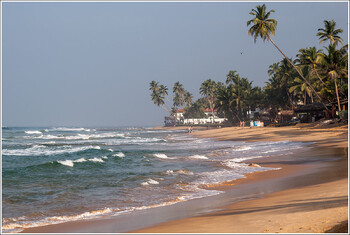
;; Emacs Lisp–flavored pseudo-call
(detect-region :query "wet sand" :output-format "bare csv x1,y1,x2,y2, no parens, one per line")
22,123,348,233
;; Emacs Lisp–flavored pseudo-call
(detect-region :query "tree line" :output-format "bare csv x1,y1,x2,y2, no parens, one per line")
150,4,348,125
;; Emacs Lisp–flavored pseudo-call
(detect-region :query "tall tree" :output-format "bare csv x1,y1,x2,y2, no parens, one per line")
247,4,328,111
296,47,325,85
149,81,171,114
173,82,185,107
318,44,348,111
200,79,217,123
289,67,314,105
317,19,344,46
183,91,193,107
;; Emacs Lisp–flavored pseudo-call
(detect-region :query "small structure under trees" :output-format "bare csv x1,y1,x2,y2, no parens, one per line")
294,102,325,123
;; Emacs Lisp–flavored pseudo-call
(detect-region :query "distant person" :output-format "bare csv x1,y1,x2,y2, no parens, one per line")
190,126,193,133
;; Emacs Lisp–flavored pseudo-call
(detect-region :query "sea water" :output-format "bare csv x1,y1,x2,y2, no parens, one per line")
1,127,309,232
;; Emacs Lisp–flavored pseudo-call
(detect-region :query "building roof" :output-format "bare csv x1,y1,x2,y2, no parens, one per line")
294,102,325,112
176,108,217,113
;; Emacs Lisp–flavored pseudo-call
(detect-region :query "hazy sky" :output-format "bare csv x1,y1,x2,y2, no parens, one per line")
2,1,348,127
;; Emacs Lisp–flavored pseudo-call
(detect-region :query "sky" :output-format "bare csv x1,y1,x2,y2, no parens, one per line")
2,1,348,127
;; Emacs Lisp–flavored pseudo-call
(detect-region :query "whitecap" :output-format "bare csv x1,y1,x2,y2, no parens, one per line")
112,152,125,158
88,157,104,163
141,179,159,186
188,155,208,160
25,130,42,134
2,145,101,156
153,153,168,159
74,158,87,163
57,160,74,167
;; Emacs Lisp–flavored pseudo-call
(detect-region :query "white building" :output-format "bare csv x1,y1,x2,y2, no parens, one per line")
171,108,226,125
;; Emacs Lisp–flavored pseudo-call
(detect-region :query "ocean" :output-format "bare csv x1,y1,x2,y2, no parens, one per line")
1,126,309,233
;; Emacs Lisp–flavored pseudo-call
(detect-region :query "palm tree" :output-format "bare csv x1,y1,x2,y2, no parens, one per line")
200,79,217,123
296,47,325,85
149,81,159,92
318,44,348,112
173,82,185,107
150,91,171,113
247,4,328,110
289,67,314,105
317,20,343,46
268,62,280,77
183,91,193,107
150,81,171,114
159,84,173,106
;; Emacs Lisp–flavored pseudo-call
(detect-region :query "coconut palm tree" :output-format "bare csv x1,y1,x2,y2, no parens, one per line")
149,81,159,92
150,81,171,114
296,47,325,86
289,67,314,105
173,82,185,107
200,79,217,123
317,20,343,46
318,44,348,111
150,91,171,113
183,91,193,108
247,4,327,110
268,62,280,77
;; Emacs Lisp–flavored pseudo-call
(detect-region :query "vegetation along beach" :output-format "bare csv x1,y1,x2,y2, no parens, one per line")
2,1,348,234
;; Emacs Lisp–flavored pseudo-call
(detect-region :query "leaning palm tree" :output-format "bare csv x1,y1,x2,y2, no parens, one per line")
149,81,159,92
200,79,217,123
289,67,314,105
247,4,328,111
317,20,343,46
158,84,173,106
151,91,171,113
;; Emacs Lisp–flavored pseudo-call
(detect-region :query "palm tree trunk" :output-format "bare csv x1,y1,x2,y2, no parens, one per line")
210,99,215,124
267,35,330,111
314,69,326,85
334,78,341,112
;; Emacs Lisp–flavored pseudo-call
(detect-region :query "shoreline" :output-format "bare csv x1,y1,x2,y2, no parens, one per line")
21,124,348,233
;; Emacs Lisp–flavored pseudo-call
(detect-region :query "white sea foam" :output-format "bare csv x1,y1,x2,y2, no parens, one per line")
153,153,168,159
141,179,159,186
25,130,42,134
88,157,104,163
188,155,208,160
74,158,87,163
102,156,108,159
50,127,91,132
2,207,114,233
165,169,194,175
113,152,125,158
2,145,101,156
108,149,113,152
57,160,74,167
235,146,253,151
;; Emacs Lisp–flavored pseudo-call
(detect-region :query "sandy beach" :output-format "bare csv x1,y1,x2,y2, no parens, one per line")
21,123,348,233
133,123,348,233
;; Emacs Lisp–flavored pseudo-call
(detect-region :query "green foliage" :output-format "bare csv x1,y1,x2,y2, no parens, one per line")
183,102,206,119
